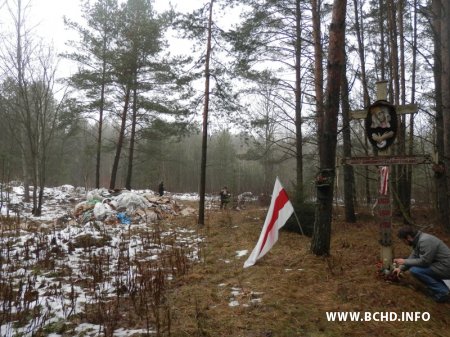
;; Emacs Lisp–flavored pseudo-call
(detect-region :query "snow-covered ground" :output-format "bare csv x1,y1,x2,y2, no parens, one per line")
0,185,203,337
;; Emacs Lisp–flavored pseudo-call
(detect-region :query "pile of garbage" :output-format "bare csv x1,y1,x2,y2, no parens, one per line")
73,188,196,225
2,182,260,225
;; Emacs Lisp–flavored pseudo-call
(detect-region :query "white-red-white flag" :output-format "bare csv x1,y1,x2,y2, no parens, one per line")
244,177,294,268
379,166,389,195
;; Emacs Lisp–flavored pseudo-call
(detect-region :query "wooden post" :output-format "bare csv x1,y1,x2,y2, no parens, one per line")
375,81,393,270
376,81,388,102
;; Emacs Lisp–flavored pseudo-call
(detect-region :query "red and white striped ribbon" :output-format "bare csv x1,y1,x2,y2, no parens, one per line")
379,166,389,195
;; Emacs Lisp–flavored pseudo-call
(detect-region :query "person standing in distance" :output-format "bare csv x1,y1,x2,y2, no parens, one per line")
158,181,165,196
219,186,231,210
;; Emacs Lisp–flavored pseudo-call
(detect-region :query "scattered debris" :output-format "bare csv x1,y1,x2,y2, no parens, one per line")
236,250,248,258
228,286,263,308
0,184,204,337
69,188,194,225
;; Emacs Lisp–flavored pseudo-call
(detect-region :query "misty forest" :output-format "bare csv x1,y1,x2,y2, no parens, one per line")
1,0,450,225
1,0,450,336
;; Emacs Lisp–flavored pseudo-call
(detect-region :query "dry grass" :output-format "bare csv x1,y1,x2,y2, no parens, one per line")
3,200,447,337
166,205,450,337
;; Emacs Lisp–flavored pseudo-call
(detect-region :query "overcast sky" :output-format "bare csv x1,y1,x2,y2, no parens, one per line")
27,0,206,53
0,0,236,80
6,0,206,78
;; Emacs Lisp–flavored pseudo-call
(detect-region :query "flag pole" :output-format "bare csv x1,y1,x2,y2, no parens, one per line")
292,210,304,235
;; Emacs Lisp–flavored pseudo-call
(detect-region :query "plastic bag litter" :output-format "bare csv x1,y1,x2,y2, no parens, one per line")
117,212,131,225
86,188,109,201
93,202,115,220
134,209,159,222
115,191,150,211
179,207,196,216
74,201,95,217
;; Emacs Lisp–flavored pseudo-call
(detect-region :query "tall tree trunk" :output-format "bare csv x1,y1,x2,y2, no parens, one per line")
21,138,30,202
198,0,214,226
125,78,138,190
294,0,304,203
95,49,108,189
110,86,131,190
31,150,38,215
353,0,369,105
311,0,347,256
405,0,418,219
379,0,386,80
387,0,403,217
440,0,450,231
15,0,30,203
396,0,411,220
36,154,46,216
312,0,324,143
353,0,371,205
341,59,356,222
432,0,449,230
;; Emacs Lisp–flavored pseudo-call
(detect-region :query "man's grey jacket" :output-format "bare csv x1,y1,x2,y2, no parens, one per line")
402,231,450,278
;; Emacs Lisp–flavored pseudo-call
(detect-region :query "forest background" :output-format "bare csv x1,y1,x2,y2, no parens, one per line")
1,0,450,237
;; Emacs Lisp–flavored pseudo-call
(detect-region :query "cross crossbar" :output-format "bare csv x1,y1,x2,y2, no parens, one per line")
351,103,418,120
347,81,427,271
342,155,432,166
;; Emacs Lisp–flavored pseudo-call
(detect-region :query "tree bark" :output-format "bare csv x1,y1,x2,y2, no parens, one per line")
294,0,304,203
311,0,347,256
110,86,131,190
312,0,324,143
198,0,214,226
341,59,356,223
353,0,371,205
125,77,138,190
96,45,108,189
405,0,419,220
440,0,450,231
396,0,411,219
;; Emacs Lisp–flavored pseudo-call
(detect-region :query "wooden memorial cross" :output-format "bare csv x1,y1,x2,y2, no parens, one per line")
345,81,431,271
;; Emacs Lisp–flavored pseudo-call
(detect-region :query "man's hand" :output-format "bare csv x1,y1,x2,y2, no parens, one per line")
393,258,405,265
392,267,402,276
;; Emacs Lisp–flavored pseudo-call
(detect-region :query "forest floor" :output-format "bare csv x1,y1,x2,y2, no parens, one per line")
165,203,450,337
2,190,448,337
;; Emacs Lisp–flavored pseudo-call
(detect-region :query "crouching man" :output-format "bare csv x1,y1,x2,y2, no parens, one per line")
393,226,450,303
